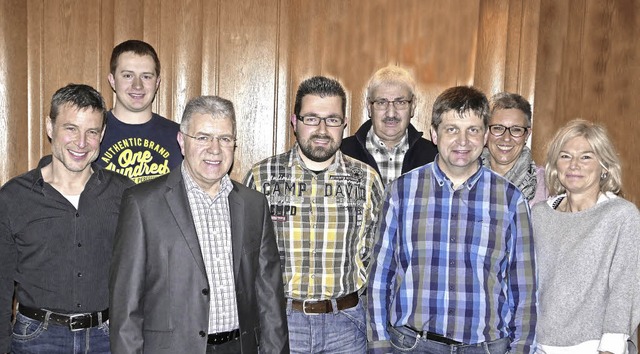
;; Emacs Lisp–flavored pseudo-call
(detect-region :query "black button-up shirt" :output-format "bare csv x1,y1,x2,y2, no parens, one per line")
0,155,133,350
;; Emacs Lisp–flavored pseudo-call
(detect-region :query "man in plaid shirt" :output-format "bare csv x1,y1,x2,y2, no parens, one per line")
367,86,537,354
244,76,384,353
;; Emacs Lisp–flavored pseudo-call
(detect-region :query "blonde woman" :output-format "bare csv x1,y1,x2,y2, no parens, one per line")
532,119,640,354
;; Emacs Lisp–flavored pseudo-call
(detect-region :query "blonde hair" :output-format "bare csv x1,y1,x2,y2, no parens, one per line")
545,119,622,196
366,65,416,100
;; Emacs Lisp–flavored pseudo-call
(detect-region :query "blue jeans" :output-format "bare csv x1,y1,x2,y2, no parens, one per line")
388,326,510,354
11,312,110,354
286,297,366,353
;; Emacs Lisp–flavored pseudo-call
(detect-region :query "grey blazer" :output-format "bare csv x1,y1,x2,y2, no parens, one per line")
109,169,289,353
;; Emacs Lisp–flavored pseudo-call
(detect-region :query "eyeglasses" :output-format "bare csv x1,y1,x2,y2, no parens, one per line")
296,115,344,127
488,124,529,138
369,99,413,111
182,132,236,147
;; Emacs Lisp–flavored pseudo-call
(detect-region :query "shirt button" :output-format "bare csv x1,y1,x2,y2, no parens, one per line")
77,243,82,247
199,331,206,337
77,303,82,308
75,212,80,217
202,288,209,295
310,274,315,279
77,272,82,277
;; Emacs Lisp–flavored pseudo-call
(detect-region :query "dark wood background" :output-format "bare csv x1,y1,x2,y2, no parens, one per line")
0,0,638,206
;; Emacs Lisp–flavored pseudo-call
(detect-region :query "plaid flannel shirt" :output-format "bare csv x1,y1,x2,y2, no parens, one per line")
244,145,384,299
368,160,537,353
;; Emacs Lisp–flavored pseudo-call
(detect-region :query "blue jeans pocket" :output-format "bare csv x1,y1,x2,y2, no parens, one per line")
98,320,109,336
339,301,366,334
388,326,419,352
12,313,46,341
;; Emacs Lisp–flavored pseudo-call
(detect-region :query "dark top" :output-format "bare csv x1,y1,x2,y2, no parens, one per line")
0,156,132,351
340,120,438,178
97,111,182,184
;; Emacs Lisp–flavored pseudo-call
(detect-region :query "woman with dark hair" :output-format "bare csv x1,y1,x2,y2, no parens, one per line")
483,92,548,206
532,119,640,354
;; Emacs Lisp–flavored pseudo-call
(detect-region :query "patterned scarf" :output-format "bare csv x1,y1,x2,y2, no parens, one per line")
481,146,538,201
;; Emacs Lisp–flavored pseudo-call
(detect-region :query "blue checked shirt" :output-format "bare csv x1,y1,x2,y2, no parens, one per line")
367,160,537,353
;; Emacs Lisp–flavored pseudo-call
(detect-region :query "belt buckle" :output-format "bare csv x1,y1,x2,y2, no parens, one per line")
302,299,321,315
68,313,89,331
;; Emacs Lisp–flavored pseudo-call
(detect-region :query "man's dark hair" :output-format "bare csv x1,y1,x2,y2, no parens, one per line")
110,39,161,76
431,86,489,130
49,84,107,127
294,76,346,117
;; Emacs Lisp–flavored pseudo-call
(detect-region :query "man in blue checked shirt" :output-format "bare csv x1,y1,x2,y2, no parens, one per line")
367,86,537,354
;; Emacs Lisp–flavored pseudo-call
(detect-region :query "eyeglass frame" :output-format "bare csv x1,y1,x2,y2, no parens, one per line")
181,132,237,147
369,97,414,111
296,115,345,127
488,124,530,138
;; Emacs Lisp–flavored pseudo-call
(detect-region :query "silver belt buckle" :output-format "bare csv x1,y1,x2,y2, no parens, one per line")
302,299,321,315
68,313,88,331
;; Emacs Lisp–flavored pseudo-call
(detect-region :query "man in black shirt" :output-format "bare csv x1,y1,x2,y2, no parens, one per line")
0,84,133,353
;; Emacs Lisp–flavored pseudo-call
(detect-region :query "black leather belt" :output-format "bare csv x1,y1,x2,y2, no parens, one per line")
405,326,462,345
291,292,359,314
207,328,240,345
18,304,108,331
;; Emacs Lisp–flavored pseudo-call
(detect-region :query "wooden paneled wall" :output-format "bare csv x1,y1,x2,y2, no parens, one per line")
533,0,640,204
0,0,638,205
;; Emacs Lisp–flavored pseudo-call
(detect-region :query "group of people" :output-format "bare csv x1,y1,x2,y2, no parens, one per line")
0,39,638,354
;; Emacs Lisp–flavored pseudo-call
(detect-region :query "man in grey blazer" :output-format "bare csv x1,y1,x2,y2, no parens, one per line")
109,96,289,354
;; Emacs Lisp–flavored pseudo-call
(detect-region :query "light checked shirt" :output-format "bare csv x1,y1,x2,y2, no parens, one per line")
243,145,384,300
367,159,537,353
183,165,239,333
365,128,409,185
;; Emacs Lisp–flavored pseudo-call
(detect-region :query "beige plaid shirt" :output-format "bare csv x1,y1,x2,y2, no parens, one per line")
243,146,384,300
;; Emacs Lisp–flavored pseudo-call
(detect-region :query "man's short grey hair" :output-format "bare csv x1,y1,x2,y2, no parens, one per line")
180,96,237,135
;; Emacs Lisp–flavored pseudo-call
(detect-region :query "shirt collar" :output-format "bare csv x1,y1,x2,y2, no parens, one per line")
431,155,484,190
367,127,409,151
33,155,105,191
181,162,233,198
288,143,344,172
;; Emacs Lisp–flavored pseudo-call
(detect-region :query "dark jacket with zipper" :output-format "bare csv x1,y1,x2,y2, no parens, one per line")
340,120,438,182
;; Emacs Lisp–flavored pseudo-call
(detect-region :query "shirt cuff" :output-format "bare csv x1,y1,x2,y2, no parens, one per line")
598,332,630,354
368,340,392,354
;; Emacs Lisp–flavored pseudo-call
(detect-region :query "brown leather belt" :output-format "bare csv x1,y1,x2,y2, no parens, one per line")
291,292,359,314
207,328,240,345
18,304,108,331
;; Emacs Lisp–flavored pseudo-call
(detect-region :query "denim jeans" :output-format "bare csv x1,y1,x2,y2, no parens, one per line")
11,312,111,354
286,297,366,353
389,325,510,354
